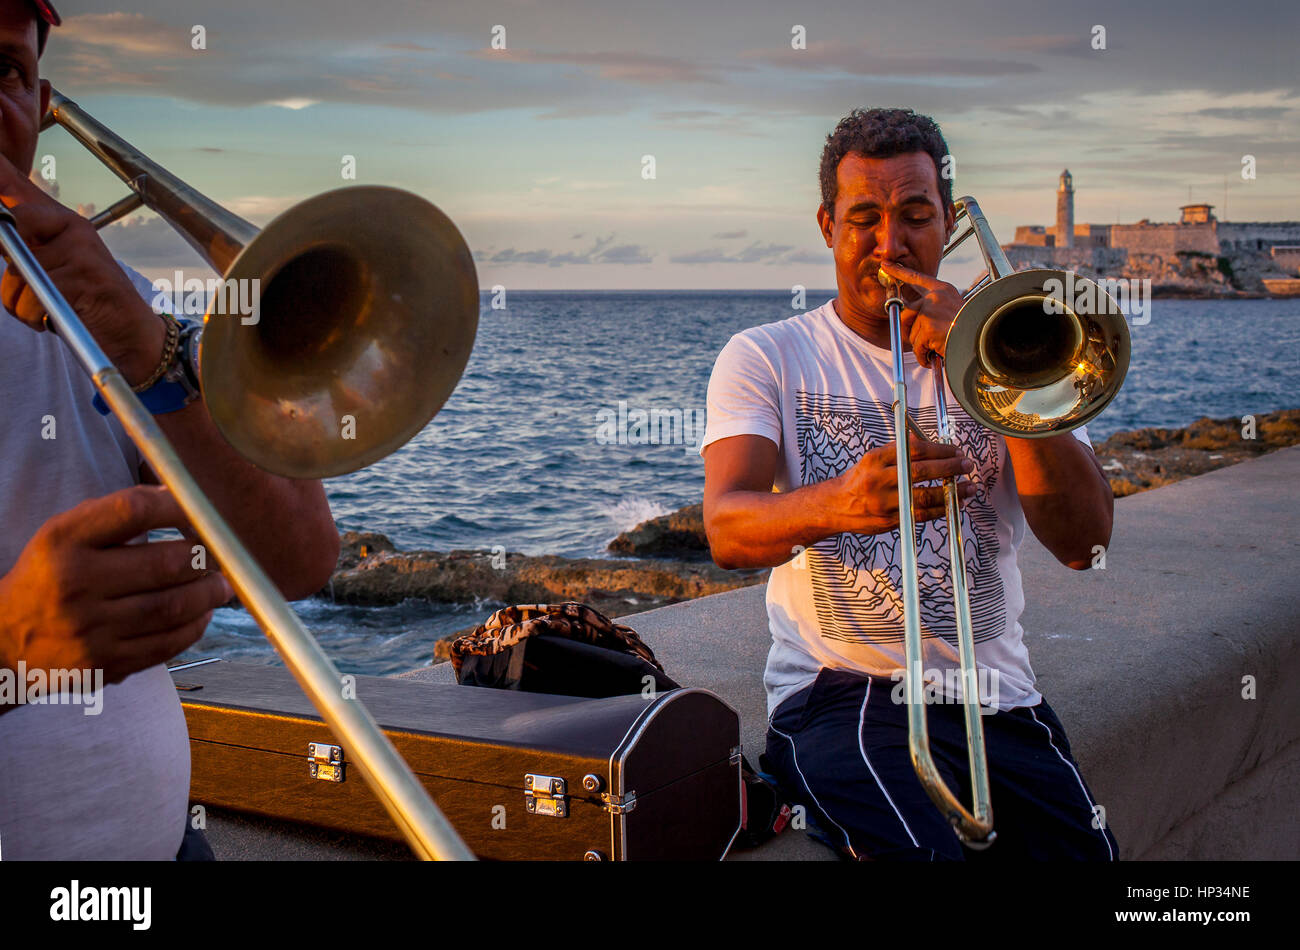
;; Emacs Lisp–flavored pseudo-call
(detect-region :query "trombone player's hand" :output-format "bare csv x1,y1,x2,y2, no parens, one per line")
830,432,976,535
0,149,164,387
0,485,234,694
878,260,964,369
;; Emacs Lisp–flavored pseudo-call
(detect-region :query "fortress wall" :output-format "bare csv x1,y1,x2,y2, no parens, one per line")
1003,245,1125,273
1218,222,1300,250
1111,222,1220,257
1268,247,1300,275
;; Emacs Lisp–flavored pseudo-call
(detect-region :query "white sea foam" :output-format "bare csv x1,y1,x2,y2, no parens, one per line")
603,496,672,533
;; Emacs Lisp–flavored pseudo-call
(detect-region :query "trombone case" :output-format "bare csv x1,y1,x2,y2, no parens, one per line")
170,660,741,861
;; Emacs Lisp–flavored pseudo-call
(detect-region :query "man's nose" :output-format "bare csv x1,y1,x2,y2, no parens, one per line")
873,214,907,260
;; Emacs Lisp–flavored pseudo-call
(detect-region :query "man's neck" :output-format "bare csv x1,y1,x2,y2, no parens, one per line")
831,296,893,352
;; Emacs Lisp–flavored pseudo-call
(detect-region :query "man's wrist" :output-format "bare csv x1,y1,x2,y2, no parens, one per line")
117,306,169,388
802,477,843,543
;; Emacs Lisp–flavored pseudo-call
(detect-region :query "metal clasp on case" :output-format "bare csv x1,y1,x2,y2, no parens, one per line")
524,773,568,818
308,742,345,783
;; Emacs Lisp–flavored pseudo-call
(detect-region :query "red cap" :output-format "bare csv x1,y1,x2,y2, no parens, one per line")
30,1,60,27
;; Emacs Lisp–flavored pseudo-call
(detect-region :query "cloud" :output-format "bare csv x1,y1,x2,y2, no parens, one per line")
669,242,820,265
986,34,1093,57
265,98,319,110
478,49,736,85
668,247,731,265
59,12,197,59
742,42,1040,78
97,215,212,271
223,195,303,221
597,243,653,264
474,233,653,266
712,230,747,239
1194,106,1291,121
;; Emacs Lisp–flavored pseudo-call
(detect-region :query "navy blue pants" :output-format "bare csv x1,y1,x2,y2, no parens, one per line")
763,668,1119,861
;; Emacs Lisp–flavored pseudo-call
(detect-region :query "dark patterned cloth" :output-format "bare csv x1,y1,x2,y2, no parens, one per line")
449,602,666,678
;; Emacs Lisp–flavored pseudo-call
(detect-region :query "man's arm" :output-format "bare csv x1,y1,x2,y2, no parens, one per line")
99,292,338,601
0,152,339,600
1005,433,1113,571
137,390,340,600
703,433,973,570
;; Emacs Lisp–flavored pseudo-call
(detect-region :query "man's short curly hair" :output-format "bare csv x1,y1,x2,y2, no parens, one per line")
819,108,953,214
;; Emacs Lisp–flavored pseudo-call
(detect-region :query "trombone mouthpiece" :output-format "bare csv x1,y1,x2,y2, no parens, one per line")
877,267,903,308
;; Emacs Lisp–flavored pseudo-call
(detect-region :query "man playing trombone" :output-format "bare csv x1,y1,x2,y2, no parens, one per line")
0,1,339,859
701,108,1119,860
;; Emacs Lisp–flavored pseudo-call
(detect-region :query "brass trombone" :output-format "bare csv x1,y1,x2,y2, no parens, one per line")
10,89,480,859
879,195,1129,847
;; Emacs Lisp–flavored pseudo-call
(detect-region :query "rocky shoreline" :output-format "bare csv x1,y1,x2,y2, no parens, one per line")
310,409,1297,658
323,531,766,631
602,409,1299,556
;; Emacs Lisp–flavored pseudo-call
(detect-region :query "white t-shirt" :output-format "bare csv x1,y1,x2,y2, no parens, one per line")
701,300,1092,717
0,264,191,859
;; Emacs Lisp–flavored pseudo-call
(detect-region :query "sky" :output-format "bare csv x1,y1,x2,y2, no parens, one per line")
36,0,1300,289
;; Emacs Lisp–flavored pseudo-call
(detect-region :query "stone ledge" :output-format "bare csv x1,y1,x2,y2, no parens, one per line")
616,445,1300,859
203,446,1300,859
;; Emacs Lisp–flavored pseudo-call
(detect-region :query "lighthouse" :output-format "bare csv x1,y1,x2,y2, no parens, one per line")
1056,169,1075,249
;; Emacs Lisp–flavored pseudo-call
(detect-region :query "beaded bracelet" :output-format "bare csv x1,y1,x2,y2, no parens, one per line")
131,311,181,393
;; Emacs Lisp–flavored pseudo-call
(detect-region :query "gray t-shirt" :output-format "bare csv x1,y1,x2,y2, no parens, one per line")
0,264,190,859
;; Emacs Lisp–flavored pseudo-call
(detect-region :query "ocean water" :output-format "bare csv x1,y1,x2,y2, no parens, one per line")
180,292,1300,674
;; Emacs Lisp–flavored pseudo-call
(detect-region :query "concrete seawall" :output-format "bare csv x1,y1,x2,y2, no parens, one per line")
202,445,1300,860
620,444,1300,859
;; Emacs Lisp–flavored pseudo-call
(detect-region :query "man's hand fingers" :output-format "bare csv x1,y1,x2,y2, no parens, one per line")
102,613,215,685
911,503,950,524
54,485,191,549
877,435,964,467
6,279,49,330
911,455,973,483
911,483,975,513
0,266,31,325
0,147,80,247
107,571,233,640
879,260,946,293
93,537,221,599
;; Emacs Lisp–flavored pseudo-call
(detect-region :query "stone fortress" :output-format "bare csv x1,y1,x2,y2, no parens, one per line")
1003,170,1300,296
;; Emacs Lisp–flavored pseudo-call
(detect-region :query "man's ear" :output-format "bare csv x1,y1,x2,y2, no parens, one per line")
944,201,956,243
38,79,50,120
816,204,834,247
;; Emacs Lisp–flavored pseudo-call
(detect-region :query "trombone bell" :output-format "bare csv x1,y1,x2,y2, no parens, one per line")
944,268,1128,437
201,187,479,478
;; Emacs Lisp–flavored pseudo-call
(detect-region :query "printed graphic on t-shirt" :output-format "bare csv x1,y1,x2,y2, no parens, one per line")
794,390,1006,648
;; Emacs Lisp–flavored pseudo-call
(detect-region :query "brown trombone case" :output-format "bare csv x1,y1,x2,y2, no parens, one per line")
170,659,741,861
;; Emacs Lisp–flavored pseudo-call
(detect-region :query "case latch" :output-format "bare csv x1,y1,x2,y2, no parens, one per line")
308,742,345,783
524,773,568,818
